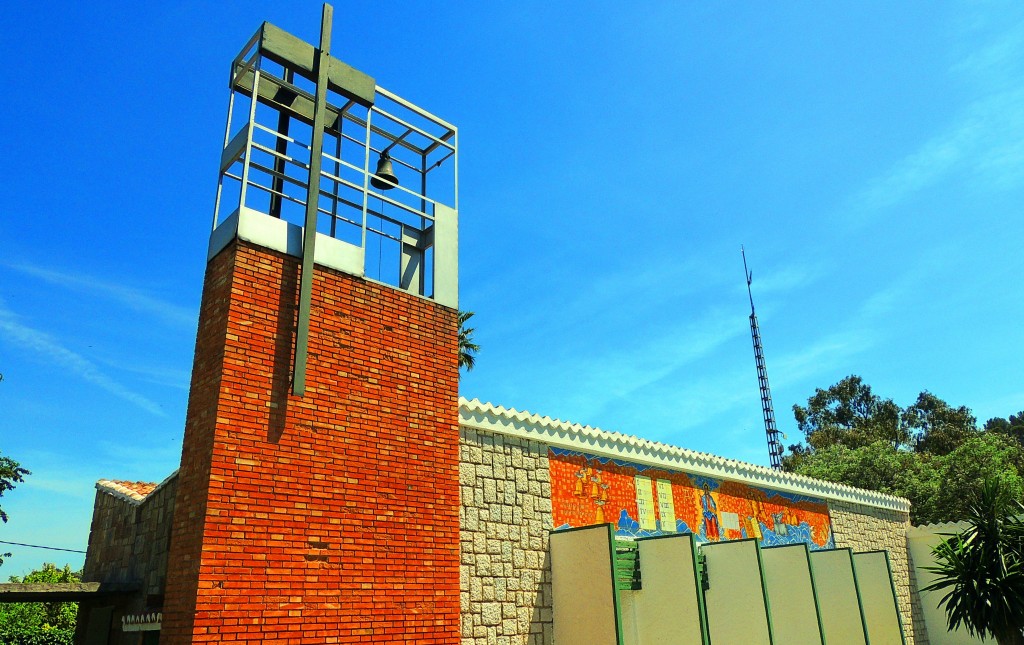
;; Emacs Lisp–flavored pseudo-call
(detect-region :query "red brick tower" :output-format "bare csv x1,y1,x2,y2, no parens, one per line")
162,10,461,643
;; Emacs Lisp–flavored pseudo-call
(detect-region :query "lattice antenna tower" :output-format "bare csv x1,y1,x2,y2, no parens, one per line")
742,247,785,470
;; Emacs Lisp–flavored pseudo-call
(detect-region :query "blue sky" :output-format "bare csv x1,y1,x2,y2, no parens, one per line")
1,2,1022,575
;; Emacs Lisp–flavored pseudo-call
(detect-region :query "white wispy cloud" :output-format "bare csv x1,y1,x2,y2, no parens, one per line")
95,359,191,391
951,19,1024,79
740,262,824,300
853,20,1024,216
526,308,748,424
770,331,876,391
857,123,973,212
8,263,195,328
0,304,165,416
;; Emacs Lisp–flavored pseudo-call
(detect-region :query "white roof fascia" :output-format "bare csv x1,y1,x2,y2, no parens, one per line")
459,397,910,514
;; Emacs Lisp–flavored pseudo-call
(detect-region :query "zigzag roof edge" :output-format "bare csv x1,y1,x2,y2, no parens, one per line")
459,396,911,513
908,520,968,534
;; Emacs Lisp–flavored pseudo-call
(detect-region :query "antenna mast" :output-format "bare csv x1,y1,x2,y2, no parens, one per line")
742,246,785,470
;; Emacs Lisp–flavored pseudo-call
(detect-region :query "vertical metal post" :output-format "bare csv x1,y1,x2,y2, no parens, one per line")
330,127,342,237
292,3,333,396
268,69,294,219
237,65,262,216
453,129,459,213
359,111,372,253
213,91,237,231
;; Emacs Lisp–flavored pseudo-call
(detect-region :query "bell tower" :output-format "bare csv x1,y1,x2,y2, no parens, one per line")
162,6,461,643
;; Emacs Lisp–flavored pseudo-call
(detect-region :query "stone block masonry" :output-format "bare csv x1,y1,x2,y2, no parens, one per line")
162,240,460,644
76,476,178,644
460,428,553,645
458,399,919,644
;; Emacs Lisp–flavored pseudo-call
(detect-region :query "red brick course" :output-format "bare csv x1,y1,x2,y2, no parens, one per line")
163,240,460,643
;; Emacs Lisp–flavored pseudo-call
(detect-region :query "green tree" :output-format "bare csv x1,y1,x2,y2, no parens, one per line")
458,310,480,372
0,451,30,568
932,434,1024,523
924,478,1024,644
905,391,979,456
785,440,943,524
784,376,1024,525
0,563,79,645
986,411,1024,447
792,375,910,450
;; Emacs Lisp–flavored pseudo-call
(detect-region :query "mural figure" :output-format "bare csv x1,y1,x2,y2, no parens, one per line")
700,483,721,541
747,499,764,540
589,470,602,498
772,511,788,536
573,468,586,496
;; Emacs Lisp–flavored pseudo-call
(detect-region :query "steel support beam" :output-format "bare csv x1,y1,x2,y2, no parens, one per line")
292,4,333,396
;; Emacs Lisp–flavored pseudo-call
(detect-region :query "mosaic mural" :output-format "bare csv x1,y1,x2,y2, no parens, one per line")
549,448,835,550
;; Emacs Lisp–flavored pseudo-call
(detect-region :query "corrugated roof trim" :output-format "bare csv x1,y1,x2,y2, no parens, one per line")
122,612,161,632
908,521,967,534
459,397,911,513
95,470,179,507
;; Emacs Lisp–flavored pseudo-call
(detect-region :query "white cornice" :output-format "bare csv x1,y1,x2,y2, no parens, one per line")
459,397,910,514
908,521,967,535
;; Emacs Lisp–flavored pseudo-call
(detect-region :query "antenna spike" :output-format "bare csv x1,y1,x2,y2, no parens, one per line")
741,249,783,471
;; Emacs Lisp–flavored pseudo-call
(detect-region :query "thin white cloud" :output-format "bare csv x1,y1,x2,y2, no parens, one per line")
8,263,195,328
771,331,876,391
20,471,96,501
856,108,981,212
0,305,165,416
951,20,1024,78
535,308,747,423
95,359,191,391
741,262,823,299
854,41,1024,216
98,440,181,466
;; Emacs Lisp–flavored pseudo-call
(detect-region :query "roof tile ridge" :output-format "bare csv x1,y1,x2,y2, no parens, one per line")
95,479,151,505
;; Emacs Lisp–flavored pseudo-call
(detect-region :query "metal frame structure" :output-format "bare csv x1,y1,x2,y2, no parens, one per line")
742,247,785,470
210,6,459,394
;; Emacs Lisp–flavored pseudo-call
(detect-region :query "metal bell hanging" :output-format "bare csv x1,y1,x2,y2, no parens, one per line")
371,151,399,190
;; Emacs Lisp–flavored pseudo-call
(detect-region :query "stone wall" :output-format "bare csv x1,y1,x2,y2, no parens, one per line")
75,475,177,644
458,424,918,644
460,427,553,645
829,500,915,644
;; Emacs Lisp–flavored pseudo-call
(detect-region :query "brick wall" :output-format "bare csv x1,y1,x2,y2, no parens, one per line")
163,240,460,644
829,500,915,643
459,428,553,645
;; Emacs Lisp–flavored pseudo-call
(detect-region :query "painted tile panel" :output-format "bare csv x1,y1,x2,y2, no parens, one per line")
549,448,835,549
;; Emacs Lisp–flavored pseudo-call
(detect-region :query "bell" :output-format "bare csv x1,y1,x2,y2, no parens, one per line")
371,152,399,190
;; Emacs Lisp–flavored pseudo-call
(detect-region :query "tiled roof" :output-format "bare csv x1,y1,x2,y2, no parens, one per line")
96,480,156,503
95,471,178,506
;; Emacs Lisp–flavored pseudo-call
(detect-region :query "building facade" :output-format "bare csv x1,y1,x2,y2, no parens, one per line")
77,395,928,644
